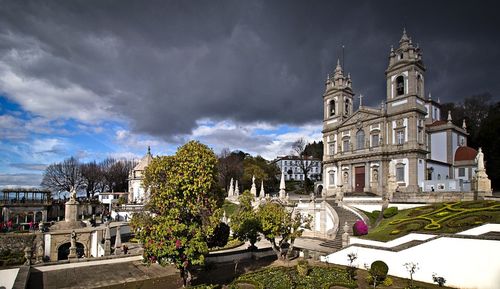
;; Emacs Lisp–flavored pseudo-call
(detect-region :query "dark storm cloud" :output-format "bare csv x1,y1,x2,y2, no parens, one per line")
0,0,499,139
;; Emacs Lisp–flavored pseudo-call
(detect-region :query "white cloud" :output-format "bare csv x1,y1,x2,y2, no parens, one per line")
0,173,43,188
0,60,112,124
189,118,322,160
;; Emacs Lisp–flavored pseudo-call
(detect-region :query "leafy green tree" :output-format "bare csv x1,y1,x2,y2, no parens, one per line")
257,202,311,260
304,141,323,160
231,192,261,249
131,141,223,287
242,155,280,193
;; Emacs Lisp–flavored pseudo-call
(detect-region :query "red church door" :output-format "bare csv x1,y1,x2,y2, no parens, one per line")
355,166,365,193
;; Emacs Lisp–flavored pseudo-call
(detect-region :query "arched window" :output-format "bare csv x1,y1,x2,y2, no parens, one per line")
396,75,405,96
356,129,365,150
345,98,350,115
329,99,336,116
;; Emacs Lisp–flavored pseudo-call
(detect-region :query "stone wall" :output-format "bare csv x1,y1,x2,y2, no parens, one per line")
0,233,37,266
391,191,475,203
0,233,36,253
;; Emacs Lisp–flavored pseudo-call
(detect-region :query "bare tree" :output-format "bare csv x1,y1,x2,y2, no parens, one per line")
41,157,84,197
100,158,135,192
292,138,315,193
81,161,104,198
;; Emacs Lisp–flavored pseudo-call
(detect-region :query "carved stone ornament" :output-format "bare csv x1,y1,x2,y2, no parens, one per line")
356,119,363,129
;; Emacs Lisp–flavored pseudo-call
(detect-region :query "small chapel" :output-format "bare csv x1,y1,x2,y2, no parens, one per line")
321,30,491,199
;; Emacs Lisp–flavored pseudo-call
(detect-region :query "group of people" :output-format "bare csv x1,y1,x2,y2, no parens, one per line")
0,220,13,232
0,219,39,232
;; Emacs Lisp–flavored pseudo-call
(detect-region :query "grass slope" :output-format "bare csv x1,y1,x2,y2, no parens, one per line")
363,201,500,242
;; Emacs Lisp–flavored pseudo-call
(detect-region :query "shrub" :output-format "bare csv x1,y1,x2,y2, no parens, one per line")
432,273,446,287
382,277,393,286
296,259,309,276
207,222,230,248
370,260,389,283
353,220,368,236
383,207,398,218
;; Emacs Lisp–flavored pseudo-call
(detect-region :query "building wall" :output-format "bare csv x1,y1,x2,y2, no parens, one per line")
276,158,322,181
430,132,447,163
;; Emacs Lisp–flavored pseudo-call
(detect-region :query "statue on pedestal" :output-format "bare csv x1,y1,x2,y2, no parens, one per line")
68,230,78,259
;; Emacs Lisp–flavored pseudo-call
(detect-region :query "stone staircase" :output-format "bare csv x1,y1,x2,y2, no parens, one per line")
319,201,362,250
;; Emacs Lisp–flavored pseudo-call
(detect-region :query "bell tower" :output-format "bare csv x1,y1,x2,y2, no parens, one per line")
386,29,426,114
323,59,354,128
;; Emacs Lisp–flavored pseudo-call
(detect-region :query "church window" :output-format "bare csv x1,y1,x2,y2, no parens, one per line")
329,142,335,155
396,164,405,182
329,100,336,116
437,174,441,180
371,134,380,147
343,139,350,152
396,130,405,144
356,130,365,150
329,171,335,186
396,75,405,96
458,168,465,177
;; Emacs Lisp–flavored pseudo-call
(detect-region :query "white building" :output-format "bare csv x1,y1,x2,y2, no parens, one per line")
273,156,322,181
127,147,152,204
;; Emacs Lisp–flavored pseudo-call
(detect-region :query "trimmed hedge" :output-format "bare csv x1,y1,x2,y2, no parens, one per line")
353,220,368,236
383,207,398,218
370,260,389,282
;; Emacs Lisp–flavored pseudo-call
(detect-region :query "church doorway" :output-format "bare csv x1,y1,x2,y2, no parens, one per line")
354,166,365,193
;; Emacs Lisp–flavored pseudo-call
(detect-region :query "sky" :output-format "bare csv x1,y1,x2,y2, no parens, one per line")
1,0,499,188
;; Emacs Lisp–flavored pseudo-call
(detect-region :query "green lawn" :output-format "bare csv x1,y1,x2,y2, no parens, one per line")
362,201,500,241
198,262,454,289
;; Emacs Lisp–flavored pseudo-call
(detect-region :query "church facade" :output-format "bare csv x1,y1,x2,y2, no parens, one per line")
322,30,477,198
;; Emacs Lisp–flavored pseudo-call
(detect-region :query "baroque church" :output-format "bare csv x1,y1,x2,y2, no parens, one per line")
322,30,487,198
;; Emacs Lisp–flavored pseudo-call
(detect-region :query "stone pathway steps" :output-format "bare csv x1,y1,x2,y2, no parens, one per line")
319,202,361,250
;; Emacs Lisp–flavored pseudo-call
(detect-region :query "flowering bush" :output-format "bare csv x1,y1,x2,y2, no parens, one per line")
353,220,368,236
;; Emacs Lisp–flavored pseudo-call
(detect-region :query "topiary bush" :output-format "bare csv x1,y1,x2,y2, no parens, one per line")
370,260,389,283
353,220,368,236
296,259,309,276
383,207,398,218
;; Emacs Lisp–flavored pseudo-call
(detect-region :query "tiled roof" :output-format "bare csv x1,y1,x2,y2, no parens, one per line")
275,155,321,161
454,146,478,162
